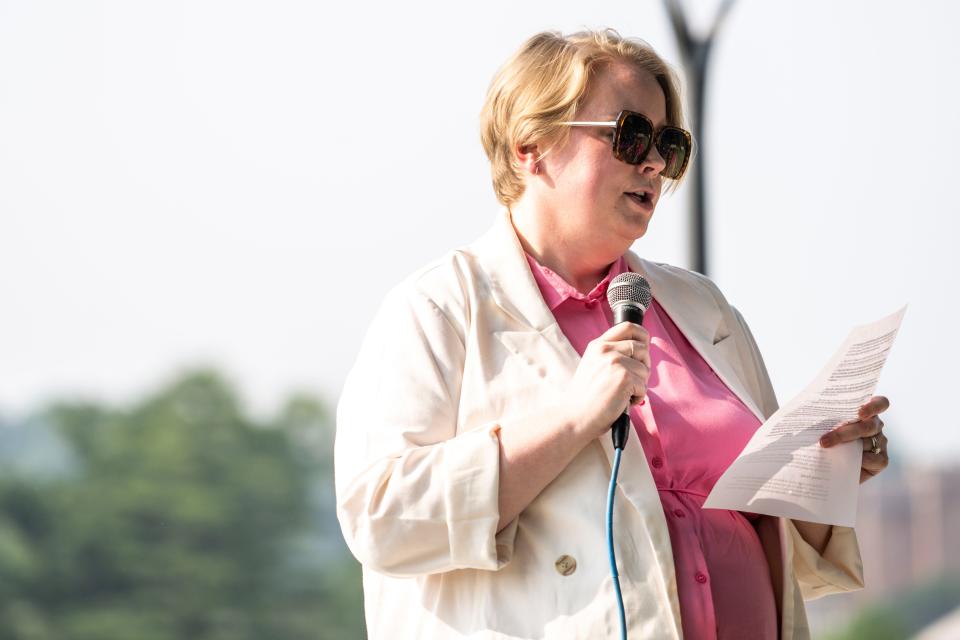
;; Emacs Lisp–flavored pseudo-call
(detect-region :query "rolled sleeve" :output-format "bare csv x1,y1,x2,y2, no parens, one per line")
338,422,512,577
445,424,512,570
787,521,865,600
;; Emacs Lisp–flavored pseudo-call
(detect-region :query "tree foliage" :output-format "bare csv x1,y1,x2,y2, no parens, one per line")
0,369,364,640
824,572,960,640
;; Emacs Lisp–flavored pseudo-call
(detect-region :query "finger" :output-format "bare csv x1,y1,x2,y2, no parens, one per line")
604,340,652,371
627,340,651,370
861,450,889,472
624,356,651,381
859,426,888,450
604,322,650,345
820,416,883,447
860,436,878,451
858,395,890,419
629,382,648,404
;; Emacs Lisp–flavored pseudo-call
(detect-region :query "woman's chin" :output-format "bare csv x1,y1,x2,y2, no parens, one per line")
619,210,652,241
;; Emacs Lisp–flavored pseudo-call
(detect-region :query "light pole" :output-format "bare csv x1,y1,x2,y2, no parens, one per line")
662,0,737,277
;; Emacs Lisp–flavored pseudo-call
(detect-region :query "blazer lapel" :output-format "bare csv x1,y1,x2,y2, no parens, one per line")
471,210,583,378
471,210,560,334
627,253,766,423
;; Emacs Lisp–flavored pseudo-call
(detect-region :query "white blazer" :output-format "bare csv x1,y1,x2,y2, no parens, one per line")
335,210,864,639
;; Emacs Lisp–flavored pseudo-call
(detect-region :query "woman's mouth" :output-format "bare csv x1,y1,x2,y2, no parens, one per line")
625,191,653,210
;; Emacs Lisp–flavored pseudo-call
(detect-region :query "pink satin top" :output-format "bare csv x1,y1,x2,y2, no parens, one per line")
525,253,779,640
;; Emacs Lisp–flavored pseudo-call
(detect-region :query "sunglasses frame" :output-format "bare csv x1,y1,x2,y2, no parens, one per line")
560,110,692,180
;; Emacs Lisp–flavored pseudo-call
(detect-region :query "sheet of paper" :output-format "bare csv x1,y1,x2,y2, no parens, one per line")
702,306,907,526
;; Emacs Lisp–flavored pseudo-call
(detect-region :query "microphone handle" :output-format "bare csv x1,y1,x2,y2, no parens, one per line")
611,304,645,450
611,413,631,450
613,304,644,326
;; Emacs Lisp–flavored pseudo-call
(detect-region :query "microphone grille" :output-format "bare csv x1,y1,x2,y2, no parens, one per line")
607,272,652,311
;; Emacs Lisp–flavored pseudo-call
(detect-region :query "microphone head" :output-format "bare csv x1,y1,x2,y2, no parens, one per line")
607,272,652,312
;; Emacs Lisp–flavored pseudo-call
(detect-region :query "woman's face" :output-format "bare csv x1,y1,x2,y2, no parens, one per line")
537,62,669,259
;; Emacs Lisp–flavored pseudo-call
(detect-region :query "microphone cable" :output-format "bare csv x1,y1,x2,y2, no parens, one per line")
607,413,631,640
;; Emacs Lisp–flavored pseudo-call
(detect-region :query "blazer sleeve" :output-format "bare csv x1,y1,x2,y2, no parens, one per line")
334,279,516,578
786,521,865,600
731,306,865,600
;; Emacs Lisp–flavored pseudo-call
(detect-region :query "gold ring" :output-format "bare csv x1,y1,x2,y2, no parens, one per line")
870,435,881,455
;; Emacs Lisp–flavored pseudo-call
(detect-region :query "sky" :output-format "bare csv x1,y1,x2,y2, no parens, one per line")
2,0,958,463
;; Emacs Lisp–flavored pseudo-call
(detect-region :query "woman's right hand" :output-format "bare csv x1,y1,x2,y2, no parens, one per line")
562,322,651,441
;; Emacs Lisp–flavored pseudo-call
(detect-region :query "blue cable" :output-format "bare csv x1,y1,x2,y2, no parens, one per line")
607,447,627,640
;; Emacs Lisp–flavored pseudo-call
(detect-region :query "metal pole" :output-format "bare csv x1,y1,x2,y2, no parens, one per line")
662,0,736,277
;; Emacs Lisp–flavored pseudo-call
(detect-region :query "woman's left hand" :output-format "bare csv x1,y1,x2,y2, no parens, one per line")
818,395,890,483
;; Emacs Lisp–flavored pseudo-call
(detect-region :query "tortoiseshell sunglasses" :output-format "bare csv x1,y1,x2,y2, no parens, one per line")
561,110,692,180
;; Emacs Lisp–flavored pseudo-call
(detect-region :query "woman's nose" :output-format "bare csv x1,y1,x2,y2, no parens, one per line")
640,143,667,175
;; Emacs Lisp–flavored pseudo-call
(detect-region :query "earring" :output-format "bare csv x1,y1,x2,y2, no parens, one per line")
533,163,540,175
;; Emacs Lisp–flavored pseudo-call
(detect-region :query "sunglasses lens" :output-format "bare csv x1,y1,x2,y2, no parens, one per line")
616,114,653,164
657,128,691,179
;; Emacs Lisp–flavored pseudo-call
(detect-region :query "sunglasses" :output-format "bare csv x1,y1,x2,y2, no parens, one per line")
561,110,692,180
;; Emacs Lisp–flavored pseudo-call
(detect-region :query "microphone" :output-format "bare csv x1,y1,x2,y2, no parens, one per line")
606,272,652,450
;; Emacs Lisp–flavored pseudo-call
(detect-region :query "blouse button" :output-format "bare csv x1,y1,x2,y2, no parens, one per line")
673,508,685,518
555,555,577,576
695,572,708,584
651,456,663,469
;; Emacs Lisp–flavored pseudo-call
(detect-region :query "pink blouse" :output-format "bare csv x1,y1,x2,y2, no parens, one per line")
525,253,779,640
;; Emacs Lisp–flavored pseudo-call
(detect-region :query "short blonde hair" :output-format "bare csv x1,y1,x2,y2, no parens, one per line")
479,29,688,206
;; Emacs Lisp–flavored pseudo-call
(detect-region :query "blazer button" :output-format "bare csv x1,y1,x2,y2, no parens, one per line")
555,555,577,576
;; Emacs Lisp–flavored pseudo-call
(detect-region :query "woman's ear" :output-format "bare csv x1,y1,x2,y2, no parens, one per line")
514,143,540,176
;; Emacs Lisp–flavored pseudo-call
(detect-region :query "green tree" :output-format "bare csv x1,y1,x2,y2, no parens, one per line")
824,572,960,640
0,369,364,640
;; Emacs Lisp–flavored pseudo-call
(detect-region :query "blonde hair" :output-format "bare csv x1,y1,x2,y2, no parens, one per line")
479,29,688,206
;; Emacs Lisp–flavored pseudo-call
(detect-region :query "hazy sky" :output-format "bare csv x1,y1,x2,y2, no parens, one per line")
2,0,958,462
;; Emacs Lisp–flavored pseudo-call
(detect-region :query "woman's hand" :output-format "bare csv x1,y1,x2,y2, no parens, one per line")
562,322,651,441
819,395,891,483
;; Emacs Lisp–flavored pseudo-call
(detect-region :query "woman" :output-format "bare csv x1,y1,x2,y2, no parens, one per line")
335,29,890,639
